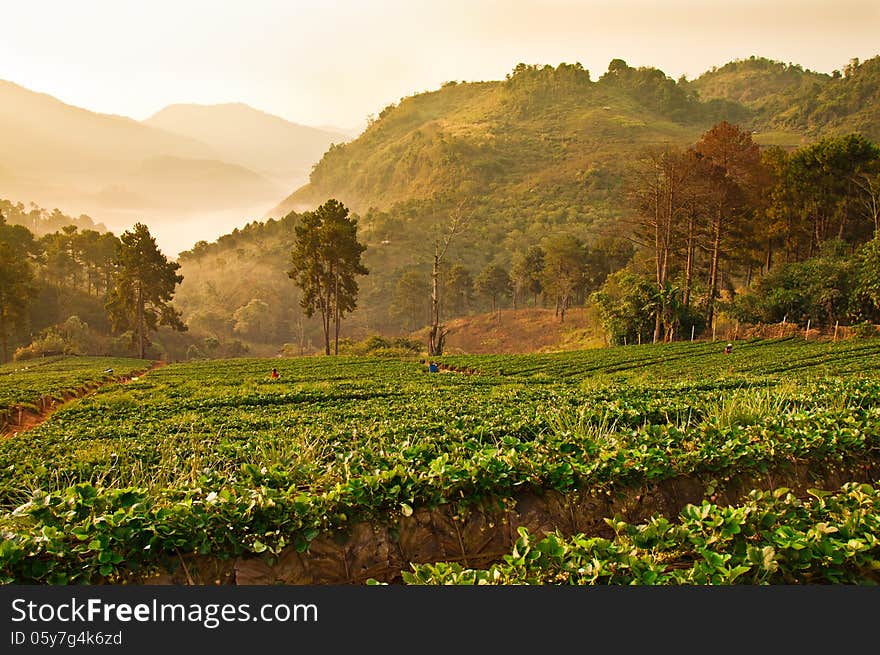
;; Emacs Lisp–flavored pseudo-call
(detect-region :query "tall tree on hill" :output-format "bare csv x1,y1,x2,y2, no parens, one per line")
628,146,697,342
511,245,545,308
542,234,587,323
853,169,880,236
428,203,469,356
0,213,37,362
443,263,474,318
693,121,765,329
475,263,511,316
785,135,880,249
106,223,186,359
288,199,368,355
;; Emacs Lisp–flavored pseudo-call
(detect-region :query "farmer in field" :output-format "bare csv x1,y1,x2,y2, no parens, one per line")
270,367,280,380
420,359,439,373
724,343,733,354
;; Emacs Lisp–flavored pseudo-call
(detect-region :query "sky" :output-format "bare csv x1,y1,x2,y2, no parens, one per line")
1,0,878,130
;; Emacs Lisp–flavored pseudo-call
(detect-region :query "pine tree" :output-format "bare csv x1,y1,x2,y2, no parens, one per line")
106,223,185,359
288,200,368,355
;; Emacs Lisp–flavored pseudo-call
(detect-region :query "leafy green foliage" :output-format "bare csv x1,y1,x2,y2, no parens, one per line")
0,356,149,426
1,339,880,582
730,238,880,325
405,483,880,584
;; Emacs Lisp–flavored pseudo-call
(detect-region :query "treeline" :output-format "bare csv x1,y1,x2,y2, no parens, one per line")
592,123,880,344
0,199,107,237
0,214,194,362
390,236,632,330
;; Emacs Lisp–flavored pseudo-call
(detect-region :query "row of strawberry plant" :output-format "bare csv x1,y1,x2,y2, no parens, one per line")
401,482,880,584
1,383,878,582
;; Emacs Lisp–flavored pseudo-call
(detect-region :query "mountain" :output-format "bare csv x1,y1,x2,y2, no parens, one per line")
269,60,747,219
0,81,284,243
144,103,348,188
170,55,880,347
272,56,880,221
688,55,880,144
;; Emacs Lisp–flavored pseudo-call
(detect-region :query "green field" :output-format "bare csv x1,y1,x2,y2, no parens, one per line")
1,337,879,584
0,356,151,430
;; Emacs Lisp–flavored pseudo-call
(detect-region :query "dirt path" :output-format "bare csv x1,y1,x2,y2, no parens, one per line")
1,361,167,438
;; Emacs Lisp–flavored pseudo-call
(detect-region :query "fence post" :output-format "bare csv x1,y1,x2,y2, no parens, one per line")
805,319,811,340
638,333,641,346
834,320,839,342
691,325,695,342
712,318,717,342
624,336,627,346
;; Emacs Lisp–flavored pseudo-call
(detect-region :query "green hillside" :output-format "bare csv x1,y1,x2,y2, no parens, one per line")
273,60,745,217
274,56,878,218
690,55,880,143
175,56,880,346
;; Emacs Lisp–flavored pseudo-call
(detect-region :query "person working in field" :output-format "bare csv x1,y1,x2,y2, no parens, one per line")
420,359,440,373
270,367,280,380
724,343,733,354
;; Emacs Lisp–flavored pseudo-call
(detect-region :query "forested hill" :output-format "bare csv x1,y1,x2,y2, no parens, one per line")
271,56,879,220
272,60,743,217
689,55,880,142
174,55,879,350
0,198,107,237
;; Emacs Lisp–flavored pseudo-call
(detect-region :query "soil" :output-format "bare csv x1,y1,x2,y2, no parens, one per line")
134,457,880,586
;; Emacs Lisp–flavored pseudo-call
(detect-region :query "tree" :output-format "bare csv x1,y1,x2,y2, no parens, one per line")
854,235,880,320
510,246,545,308
627,146,698,341
443,263,474,317
475,263,511,315
730,240,857,327
232,298,273,342
591,267,658,346
106,222,186,359
693,121,765,328
0,215,37,362
542,234,586,322
391,269,429,331
784,135,880,251
288,199,368,355
853,170,880,235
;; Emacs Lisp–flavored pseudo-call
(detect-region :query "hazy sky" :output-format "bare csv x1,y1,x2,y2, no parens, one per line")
2,0,878,129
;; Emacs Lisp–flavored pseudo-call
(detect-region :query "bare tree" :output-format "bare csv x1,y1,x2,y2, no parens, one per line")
628,146,694,342
429,203,470,356
853,171,880,235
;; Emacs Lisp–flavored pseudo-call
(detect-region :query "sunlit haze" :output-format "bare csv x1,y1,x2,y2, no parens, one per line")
1,0,878,256
2,0,878,129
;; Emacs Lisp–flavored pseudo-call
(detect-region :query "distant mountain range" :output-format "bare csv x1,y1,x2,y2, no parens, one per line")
144,103,347,187
3,54,878,262
0,80,351,248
